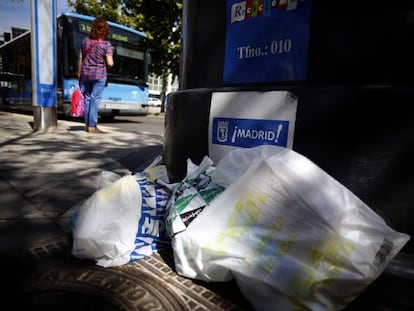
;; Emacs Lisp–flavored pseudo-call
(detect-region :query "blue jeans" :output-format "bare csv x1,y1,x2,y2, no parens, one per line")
80,77,106,127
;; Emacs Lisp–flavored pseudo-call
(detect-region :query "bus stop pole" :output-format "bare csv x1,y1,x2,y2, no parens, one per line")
30,0,57,132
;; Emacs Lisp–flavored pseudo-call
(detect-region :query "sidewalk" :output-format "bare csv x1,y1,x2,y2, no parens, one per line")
0,111,252,310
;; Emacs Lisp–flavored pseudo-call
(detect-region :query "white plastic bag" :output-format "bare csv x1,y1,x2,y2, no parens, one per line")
129,172,171,261
72,155,174,267
166,156,224,237
71,175,141,267
173,145,410,310
97,171,122,189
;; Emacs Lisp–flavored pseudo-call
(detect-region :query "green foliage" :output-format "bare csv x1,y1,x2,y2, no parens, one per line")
67,0,130,26
124,0,182,81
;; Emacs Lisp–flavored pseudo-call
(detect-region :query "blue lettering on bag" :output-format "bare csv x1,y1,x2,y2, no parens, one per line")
129,178,171,262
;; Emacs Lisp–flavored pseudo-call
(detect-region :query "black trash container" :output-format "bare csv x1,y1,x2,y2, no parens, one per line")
164,1,414,309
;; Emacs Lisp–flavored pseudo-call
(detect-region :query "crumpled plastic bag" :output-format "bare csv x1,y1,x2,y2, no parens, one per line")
172,145,410,310
71,156,173,267
166,156,225,237
166,156,228,280
71,175,141,267
130,172,171,261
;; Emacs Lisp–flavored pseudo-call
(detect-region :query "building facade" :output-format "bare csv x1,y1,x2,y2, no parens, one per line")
148,73,179,99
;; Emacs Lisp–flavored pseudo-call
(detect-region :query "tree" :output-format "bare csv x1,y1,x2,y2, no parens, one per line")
67,0,132,27
67,0,182,105
123,0,182,107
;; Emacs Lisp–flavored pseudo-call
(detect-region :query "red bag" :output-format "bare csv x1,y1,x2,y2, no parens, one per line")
71,88,85,117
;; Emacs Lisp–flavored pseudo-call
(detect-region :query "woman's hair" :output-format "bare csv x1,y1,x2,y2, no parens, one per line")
89,18,109,40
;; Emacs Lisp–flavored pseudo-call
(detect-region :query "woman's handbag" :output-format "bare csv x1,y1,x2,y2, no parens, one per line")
71,86,85,117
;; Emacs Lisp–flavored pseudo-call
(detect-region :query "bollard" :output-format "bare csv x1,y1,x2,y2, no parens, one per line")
30,0,58,132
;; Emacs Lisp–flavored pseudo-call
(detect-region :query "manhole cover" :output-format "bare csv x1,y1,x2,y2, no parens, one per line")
2,235,252,311
20,261,186,311
2,235,185,311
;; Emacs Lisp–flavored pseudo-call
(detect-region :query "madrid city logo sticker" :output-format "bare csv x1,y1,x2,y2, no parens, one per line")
212,117,289,148
217,120,229,142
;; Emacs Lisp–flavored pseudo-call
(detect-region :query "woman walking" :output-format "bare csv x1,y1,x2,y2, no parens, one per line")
77,17,114,133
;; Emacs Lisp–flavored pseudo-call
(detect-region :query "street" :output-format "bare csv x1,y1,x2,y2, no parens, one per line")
101,107,165,136
63,106,165,136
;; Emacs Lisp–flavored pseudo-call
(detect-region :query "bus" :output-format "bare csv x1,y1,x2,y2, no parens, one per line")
0,12,150,120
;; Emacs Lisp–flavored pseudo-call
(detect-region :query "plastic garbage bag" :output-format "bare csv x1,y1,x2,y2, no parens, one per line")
172,145,410,310
128,155,173,260
97,171,122,189
166,156,227,280
166,156,225,238
71,175,141,267
71,156,173,267
130,172,171,261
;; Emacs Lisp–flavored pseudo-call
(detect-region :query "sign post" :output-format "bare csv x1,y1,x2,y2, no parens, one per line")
30,0,57,132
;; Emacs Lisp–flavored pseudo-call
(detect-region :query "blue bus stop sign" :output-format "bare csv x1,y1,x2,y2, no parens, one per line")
30,0,57,108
